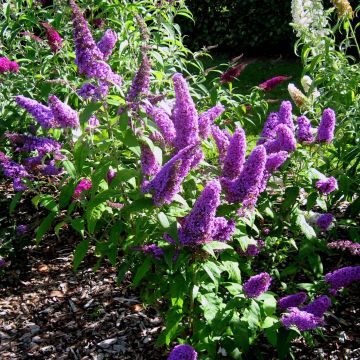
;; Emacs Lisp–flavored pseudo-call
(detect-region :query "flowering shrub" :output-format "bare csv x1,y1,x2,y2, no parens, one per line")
0,0,359,359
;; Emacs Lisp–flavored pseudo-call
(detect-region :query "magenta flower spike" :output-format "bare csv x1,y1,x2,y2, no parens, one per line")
259,75,291,92
41,22,63,53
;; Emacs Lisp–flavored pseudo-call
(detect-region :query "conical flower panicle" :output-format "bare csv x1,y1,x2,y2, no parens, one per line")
127,53,151,103
221,145,267,210
297,115,314,144
41,22,63,53
325,266,360,291
179,180,235,246
301,295,331,317
15,95,55,129
222,128,246,179
146,105,176,145
278,292,308,310
142,144,198,206
140,143,160,177
278,100,294,132
70,0,121,85
264,124,296,154
281,307,324,331
211,125,231,164
257,112,279,145
317,108,336,144
97,29,117,60
172,73,199,150
48,95,79,128
198,104,225,139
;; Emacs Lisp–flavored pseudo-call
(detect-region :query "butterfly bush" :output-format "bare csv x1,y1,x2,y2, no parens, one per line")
243,272,271,298
198,104,225,139
316,213,333,231
259,76,291,92
317,108,336,144
0,57,19,73
168,344,197,360
48,95,80,128
316,176,337,194
211,125,231,163
222,128,246,179
328,240,360,256
41,22,63,53
140,144,161,177
297,115,314,144
238,239,264,257
325,266,360,291
178,180,235,246
73,178,92,199
280,307,324,331
301,295,331,317
97,29,117,60
257,112,279,145
278,292,308,310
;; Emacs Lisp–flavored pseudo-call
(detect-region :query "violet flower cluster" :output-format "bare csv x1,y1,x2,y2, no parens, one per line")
70,0,121,85
0,57,19,74
280,307,324,331
316,176,337,194
316,213,333,231
301,295,331,317
141,244,164,260
97,29,117,60
140,144,160,177
78,82,109,102
167,344,198,360
243,272,271,298
328,240,360,256
0,151,29,191
297,115,315,144
324,266,360,292
278,292,308,310
317,108,336,144
221,145,267,211
257,112,279,145
16,95,79,129
178,180,235,246
198,104,225,139
222,128,246,180
211,125,231,163
142,144,198,206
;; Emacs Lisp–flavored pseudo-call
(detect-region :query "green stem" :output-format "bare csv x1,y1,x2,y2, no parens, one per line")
349,22,360,58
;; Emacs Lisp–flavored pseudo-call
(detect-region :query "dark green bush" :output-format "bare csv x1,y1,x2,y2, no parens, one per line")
179,0,295,56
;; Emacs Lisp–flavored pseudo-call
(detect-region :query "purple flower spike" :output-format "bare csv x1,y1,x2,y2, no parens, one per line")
172,73,199,150
297,115,315,144
16,224,29,235
257,112,279,145
221,145,267,210
316,213,333,231
211,125,231,163
281,307,324,331
142,244,164,260
198,104,225,139
264,124,296,154
70,0,121,85
146,105,176,146
301,295,331,317
168,344,197,360
278,292,308,310
97,29,117,60
325,266,360,291
211,217,236,242
141,144,161,177
106,169,116,184
243,272,271,298
278,100,294,132
179,180,221,246
142,144,198,206
48,95,79,128
222,128,247,180
317,108,336,144
78,81,109,102
127,53,151,104
15,95,55,129
13,177,28,191
316,176,337,194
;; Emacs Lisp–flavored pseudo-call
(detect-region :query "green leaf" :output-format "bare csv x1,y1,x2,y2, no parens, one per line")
133,258,151,287
54,221,67,238
9,192,22,214
73,239,90,271
221,260,241,282
306,192,318,211
63,160,77,179
156,308,183,346
59,181,76,209
71,218,85,237
262,316,278,329
281,187,299,212
36,212,56,244
157,212,170,229
74,141,90,173
79,102,102,126
296,211,316,240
